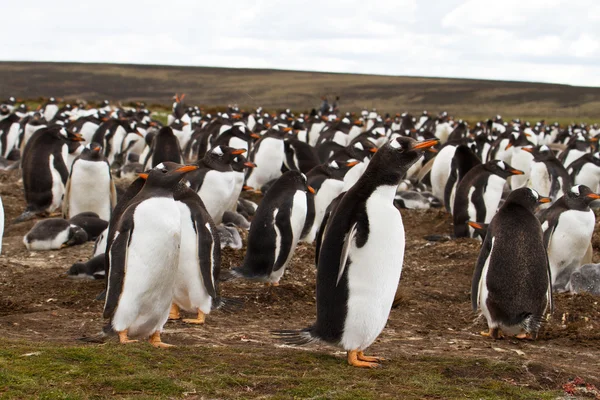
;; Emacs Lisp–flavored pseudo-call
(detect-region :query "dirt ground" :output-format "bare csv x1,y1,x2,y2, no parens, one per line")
1,168,599,396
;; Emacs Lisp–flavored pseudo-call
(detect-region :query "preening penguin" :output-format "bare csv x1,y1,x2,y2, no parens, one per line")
537,185,599,291
103,164,198,347
275,137,438,368
63,143,117,221
472,187,552,340
231,171,313,285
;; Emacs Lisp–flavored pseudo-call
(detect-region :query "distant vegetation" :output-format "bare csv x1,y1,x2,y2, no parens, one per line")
2,61,599,122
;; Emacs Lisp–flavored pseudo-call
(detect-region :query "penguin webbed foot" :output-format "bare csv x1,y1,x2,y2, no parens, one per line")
168,303,181,320
149,331,175,348
347,350,382,368
515,331,537,340
12,210,36,224
118,330,138,344
182,310,206,325
480,328,504,339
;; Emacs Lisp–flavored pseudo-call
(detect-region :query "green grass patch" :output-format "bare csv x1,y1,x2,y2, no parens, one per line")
0,340,562,399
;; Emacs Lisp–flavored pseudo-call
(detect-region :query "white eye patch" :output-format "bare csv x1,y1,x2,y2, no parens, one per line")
354,142,364,151
497,161,506,170
540,145,550,152
212,146,224,156
571,185,582,195
390,139,401,149
329,161,339,169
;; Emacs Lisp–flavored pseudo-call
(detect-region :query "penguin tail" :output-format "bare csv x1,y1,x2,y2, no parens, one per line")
520,313,543,335
213,296,244,313
219,267,245,282
13,210,36,224
272,328,318,346
76,323,114,343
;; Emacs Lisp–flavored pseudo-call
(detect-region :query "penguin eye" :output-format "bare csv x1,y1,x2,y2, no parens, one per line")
161,168,167,174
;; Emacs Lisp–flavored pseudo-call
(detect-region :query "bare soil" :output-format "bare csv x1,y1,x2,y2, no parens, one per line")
0,168,599,397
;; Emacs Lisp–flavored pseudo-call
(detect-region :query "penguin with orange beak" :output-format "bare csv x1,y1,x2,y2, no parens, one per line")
537,185,600,291
230,170,313,286
103,164,199,348
472,187,553,340
275,137,438,367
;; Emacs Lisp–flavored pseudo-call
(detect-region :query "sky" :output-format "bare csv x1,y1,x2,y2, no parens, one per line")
2,0,600,87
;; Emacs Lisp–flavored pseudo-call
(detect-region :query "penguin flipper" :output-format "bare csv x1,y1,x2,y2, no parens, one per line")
337,222,357,286
109,180,118,212
196,219,219,299
62,177,71,218
545,252,554,314
315,208,330,266
471,233,493,312
103,228,131,319
272,201,294,272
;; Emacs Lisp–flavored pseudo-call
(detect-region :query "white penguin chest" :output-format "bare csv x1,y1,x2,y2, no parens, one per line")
69,160,112,219
548,210,595,267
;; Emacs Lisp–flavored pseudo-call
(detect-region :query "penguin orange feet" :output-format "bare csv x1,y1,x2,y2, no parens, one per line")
168,303,181,320
357,351,385,363
183,310,206,325
480,327,503,339
347,350,381,368
515,331,537,340
118,330,138,344
149,331,175,348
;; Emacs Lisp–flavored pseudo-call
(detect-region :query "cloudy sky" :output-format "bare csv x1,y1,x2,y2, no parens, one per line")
3,0,599,86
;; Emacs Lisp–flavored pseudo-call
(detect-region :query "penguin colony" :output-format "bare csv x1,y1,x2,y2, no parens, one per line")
2,95,600,368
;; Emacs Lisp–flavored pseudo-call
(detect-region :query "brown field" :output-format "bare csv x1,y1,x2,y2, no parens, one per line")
2,61,600,120
1,169,599,399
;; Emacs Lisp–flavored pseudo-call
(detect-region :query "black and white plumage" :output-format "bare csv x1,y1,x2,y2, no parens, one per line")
537,185,599,291
471,187,553,340
103,164,198,347
231,170,312,285
23,218,88,251
275,137,438,368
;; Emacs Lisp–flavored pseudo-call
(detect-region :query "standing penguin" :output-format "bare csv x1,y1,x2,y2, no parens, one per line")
245,128,288,190
524,145,572,204
231,171,313,285
18,126,85,221
143,126,183,170
169,180,223,325
443,144,481,214
567,152,600,192
275,137,438,367
63,143,117,221
472,187,552,340
537,185,599,291
103,164,198,347
453,160,524,238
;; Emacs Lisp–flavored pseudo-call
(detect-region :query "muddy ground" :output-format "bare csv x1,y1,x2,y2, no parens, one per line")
0,168,599,396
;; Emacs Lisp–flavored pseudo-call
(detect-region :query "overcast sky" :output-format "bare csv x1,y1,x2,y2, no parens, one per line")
3,0,599,87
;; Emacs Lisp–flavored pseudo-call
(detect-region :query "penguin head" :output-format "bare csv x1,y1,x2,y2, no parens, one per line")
206,145,246,166
521,145,554,161
566,185,600,208
504,187,551,210
84,142,104,158
279,170,315,194
368,137,438,181
231,154,256,172
484,160,524,179
0,105,10,116
142,163,199,189
171,118,188,131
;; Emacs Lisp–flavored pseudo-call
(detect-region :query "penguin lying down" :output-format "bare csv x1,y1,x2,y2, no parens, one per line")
568,264,600,296
23,212,108,251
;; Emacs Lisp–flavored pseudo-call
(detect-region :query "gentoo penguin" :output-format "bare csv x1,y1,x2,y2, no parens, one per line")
0,111,21,158
471,187,552,340
537,185,599,291
453,160,523,238
430,143,459,203
444,145,481,214
67,254,106,280
103,164,198,347
567,152,600,192
168,181,225,325
275,137,438,367
227,153,254,212
68,212,109,240
283,137,320,173
216,224,243,250
18,126,85,221
42,97,60,122
524,145,572,203
63,143,117,221
231,171,313,285
186,146,245,224
23,219,88,250
143,126,183,169
245,128,287,190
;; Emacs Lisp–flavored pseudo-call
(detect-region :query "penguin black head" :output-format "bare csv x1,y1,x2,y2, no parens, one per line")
564,185,600,209
231,154,256,173
484,160,523,179
521,145,555,161
503,187,551,211
84,142,104,159
278,170,315,194
171,119,188,131
140,163,199,189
